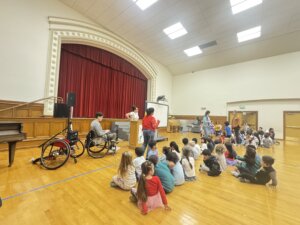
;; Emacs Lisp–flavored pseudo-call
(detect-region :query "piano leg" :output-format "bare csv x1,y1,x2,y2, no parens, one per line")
8,141,16,167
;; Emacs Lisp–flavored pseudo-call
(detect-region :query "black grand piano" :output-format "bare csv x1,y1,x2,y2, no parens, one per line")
0,121,26,166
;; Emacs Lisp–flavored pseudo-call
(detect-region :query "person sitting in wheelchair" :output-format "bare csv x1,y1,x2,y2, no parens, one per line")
90,112,117,145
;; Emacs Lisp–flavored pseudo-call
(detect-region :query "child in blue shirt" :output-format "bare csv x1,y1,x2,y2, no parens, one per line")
146,140,158,160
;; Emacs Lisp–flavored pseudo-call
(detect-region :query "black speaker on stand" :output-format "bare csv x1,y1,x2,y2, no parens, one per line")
66,92,76,107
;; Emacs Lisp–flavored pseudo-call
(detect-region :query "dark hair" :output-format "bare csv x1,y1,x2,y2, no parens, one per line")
172,143,180,153
148,140,157,149
132,105,137,111
207,143,214,153
135,147,144,157
146,107,154,116
202,149,211,156
166,152,179,164
162,146,171,156
244,145,256,166
264,132,270,138
205,110,210,116
246,129,253,135
201,137,207,143
148,155,158,166
262,155,275,166
181,147,193,169
95,112,103,118
224,121,229,126
137,161,153,202
224,142,237,159
192,138,198,144
182,138,189,145
214,139,221,145
169,141,177,148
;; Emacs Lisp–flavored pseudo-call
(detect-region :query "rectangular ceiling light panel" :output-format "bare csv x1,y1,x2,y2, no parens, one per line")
132,0,158,10
163,22,188,39
184,46,202,57
237,26,261,42
230,0,263,14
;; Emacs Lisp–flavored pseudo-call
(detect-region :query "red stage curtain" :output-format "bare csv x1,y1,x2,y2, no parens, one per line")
58,44,147,118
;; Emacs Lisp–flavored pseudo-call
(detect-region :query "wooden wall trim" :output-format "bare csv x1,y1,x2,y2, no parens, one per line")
0,117,129,151
0,99,44,118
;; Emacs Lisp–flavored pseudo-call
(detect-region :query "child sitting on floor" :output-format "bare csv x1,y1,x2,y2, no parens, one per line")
130,161,171,215
181,146,196,181
215,144,227,171
238,156,277,187
146,140,158,160
133,147,146,179
111,151,136,190
199,149,222,176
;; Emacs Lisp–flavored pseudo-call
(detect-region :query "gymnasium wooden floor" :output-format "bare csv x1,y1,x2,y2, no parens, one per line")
0,132,300,225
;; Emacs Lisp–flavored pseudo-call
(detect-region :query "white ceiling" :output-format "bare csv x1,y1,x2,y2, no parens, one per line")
59,0,300,75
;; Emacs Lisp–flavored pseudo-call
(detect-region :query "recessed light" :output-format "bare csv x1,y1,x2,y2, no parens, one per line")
237,26,261,42
132,0,158,11
163,22,188,40
184,46,202,57
230,0,263,14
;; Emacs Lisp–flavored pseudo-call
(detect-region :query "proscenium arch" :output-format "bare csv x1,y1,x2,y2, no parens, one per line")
44,17,157,116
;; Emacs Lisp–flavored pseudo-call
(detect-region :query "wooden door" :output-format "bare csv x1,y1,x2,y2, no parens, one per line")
284,111,300,142
228,111,258,130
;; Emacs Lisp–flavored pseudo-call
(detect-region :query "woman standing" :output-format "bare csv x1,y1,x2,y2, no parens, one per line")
202,110,212,137
142,107,160,153
125,105,139,121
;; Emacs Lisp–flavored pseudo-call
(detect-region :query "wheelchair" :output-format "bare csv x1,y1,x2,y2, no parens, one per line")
32,128,85,170
85,130,118,158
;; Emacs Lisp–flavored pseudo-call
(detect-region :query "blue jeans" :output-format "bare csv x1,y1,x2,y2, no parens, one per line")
143,130,155,158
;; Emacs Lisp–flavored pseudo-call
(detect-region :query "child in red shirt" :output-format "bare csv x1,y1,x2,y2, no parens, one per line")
130,161,171,215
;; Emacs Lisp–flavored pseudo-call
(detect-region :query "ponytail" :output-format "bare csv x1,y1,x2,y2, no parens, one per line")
137,174,147,202
136,161,153,202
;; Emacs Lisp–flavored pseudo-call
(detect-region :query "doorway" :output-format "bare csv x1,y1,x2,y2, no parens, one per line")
284,111,300,142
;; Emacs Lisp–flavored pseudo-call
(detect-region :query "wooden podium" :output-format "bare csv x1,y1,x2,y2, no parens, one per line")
129,120,142,149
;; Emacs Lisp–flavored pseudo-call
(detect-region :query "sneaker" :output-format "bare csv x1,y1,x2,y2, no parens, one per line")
110,181,118,188
239,177,246,183
231,171,240,177
129,195,137,203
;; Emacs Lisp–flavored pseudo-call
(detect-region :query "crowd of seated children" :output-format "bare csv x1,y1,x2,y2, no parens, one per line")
199,149,222,176
146,141,158,160
215,144,227,171
110,133,277,215
130,161,171,215
232,145,261,177
224,142,237,166
238,156,277,187
148,155,175,193
166,152,185,185
133,147,146,180
111,151,136,190
181,147,196,181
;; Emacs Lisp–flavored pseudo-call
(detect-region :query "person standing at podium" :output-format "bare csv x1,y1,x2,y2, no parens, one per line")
142,107,160,154
125,105,139,121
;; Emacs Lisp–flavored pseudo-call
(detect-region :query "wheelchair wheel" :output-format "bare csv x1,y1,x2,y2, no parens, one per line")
40,139,70,170
87,139,107,158
70,140,85,158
